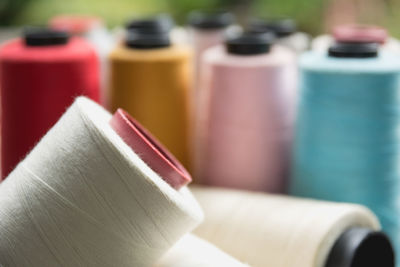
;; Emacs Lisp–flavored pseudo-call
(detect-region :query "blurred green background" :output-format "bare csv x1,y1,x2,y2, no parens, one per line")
1,0,399,36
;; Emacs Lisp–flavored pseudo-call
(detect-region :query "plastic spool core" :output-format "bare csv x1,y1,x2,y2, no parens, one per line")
326,228,395,267
125,14,174,34
333,25,388,44
248,18,296,37
225,32,274,55
125,31,171,49
110,109,191,189
328,42,379,58
188,11,235,30
125,16,172,49
24,28,69,46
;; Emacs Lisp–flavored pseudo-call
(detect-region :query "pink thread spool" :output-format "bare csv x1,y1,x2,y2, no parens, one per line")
187,12,236,174
312,25,399,53
195,33,296,192
187,11,236,86
333,24,388,44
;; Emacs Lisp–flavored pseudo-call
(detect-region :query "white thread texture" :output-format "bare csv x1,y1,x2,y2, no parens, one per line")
155,234,249,267
0,97,203,267
191,186,379,267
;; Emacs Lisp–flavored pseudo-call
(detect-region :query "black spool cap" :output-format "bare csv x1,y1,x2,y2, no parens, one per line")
328,42,379,58
188,11,235,30
125,14,174,34
225,32,275,55
325,228,395,267
125,31,170,49
24,28,69,46
248,18,297,37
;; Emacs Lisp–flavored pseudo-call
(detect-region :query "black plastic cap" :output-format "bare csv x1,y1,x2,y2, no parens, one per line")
24,28,69,46
188,11,235,30
248,18,296,37
125,14,174,34
225,32,275,55
328,42,379,58
125,31,170,49
325,228,395,267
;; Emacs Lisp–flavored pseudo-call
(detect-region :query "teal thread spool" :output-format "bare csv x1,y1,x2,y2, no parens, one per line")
291,42,400,264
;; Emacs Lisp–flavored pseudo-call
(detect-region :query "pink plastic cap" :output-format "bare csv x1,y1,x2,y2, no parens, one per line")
110,109,192,189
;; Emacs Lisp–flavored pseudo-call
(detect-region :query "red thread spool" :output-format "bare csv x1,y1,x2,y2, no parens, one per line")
333,25,388,44
0,28,100,179
110,109,191,189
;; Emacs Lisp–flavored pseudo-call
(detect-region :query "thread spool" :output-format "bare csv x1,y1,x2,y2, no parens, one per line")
109,18,192,169
333,25,388,44
0,97,203,266
0,28,100,179
49,14,114,57
49,15,103,35
247,18,310,53
311,25,400,53
195,32,296,192
291,42,400,264
191,186,395,267
156,234,248,267
49,15,114,107
187,11,236,179
187,10,236,88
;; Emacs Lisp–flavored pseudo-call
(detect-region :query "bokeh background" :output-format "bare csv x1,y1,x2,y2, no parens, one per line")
1,0,400,36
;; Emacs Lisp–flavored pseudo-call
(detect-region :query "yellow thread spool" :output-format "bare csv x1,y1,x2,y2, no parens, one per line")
109,44,192,169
